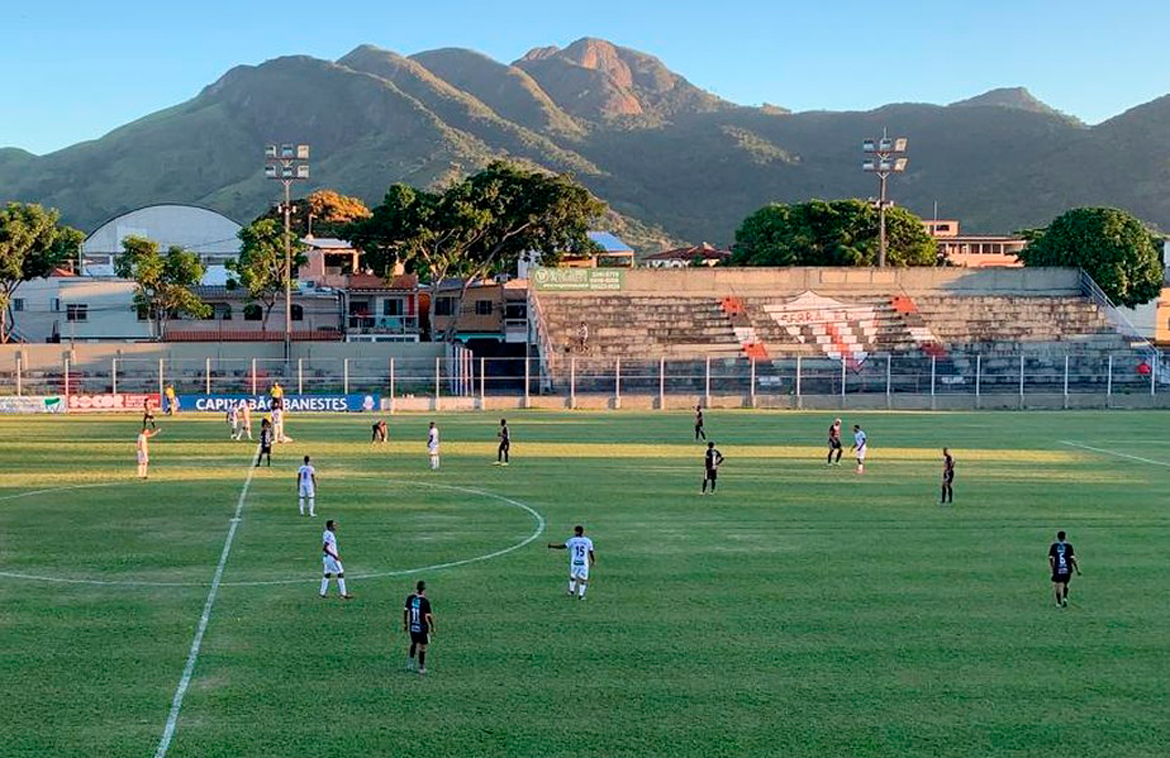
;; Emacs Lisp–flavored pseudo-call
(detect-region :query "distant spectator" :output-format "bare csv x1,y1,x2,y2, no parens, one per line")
577,321,589,353
1137,361,1152,377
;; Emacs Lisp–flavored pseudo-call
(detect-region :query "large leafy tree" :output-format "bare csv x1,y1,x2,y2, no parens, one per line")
1019,207,1164,307
257,189,372,238
346,161,604,338
114,236,210,339
730,198,937,267
0,203,82,343
226,219,308,333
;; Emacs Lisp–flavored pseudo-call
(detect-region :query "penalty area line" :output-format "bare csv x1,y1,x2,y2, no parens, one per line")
1059,440,1170,468
154,446,259,758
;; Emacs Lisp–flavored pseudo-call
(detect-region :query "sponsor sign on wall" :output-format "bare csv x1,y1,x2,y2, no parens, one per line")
68,393,160,413
179,394,379,413
0,396,66,414
530,267,624,292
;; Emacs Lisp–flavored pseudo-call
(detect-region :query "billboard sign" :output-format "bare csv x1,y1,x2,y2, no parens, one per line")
68,393,160,413
530,267,624,292
0,396,66,414
179,394,379,413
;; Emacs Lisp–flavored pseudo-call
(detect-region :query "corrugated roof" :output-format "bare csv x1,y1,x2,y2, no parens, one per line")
587,231,633,253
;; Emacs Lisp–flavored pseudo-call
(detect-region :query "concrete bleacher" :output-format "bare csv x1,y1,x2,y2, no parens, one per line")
530,267,1137,378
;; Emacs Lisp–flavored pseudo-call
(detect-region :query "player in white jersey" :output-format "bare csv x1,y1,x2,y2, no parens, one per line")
226,404,240,439
136,428,161,479
548,525,595,599
427,421,440,470
297,455,317,517
238,400,253,440
320,520,352,599
851,424,868,475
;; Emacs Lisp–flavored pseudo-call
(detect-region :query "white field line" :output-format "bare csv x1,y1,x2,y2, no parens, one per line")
154,447,259,758
1059,440,1170,468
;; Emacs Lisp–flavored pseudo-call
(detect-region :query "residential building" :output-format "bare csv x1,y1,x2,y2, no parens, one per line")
343,274,422,343
429,280,506,344
165,286,344,341
517,231,635,278
642,242,731,268
923,219,1025,267
9,273,151,343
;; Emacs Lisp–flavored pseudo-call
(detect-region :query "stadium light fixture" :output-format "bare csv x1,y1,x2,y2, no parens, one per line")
264,142,311,362
860,129,909,267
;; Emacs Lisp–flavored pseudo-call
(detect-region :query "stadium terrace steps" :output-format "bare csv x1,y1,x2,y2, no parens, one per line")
532,289,1133,383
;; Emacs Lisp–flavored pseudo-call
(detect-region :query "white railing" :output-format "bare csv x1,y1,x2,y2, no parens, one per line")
1078,268,1166,381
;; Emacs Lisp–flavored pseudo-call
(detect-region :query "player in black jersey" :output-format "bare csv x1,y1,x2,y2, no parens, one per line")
694,405,706,441
371,419,387,444
495,418,510,465
940,448,955,504
141,398,157,431
403,580,435,674
826,418,842,465
256,418,273,467
701,441,724,494
1048,530,1081,607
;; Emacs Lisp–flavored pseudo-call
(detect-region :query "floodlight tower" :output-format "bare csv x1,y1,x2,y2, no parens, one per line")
862,131,908,267
264,143,310,361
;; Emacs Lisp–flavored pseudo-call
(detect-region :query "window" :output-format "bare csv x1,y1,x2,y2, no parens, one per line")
434,297,455,317
504,302,526,320
66,304,88,322
475,300,494,316
382,298,404,316
212,303,232,321
12,298,24,312
243,304,263,321
291,304,304,322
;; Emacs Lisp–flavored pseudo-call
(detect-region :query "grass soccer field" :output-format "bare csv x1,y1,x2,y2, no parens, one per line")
0,410,1167,757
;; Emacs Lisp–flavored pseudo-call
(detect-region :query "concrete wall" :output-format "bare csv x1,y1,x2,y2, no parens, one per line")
535,266,1083,298
1,341,445,372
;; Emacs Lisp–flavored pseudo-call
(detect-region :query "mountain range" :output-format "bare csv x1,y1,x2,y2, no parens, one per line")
3,37,1169,253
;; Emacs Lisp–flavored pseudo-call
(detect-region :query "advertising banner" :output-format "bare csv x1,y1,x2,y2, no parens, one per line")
179,394,379,413
68,393,160,413
0,396,66,414
530,267,624,292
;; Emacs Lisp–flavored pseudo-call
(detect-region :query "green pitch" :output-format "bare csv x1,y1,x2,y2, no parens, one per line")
1,410,1167,757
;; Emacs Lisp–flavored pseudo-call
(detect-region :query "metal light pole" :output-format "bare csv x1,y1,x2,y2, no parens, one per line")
862,131,908,267
265,143,310,362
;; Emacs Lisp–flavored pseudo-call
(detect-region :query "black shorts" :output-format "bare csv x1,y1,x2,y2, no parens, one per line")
1052,572,1072,584
260,445,272,454
410,630,430,645
828,439,842,450
943,473,954,484
705,468,717,480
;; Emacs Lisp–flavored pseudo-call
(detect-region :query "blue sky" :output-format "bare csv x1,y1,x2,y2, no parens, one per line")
3,0,1168,155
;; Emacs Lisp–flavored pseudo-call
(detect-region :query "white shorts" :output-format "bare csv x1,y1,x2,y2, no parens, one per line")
137,451,148,464
299,485,315,498
323,556,344,574
428,444,439,455
856,448,867,460
570,563,589,581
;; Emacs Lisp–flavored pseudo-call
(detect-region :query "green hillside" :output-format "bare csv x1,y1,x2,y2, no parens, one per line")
2,37,1168,250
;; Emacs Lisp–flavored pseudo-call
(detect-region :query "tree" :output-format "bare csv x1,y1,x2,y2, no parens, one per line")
346,161,604,339
226,219,308,333
730,199,938,267
114,236,210,339
0,203,82,343
257,189,372,238
1019,207,1164,307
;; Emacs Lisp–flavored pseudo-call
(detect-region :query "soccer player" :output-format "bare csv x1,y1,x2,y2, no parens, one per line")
226,403,240,439
1048,530,1081,607
136,427,161,479
320,520,352,600
273,405,290,443
851,424,867,474
427,421,440,470
297,455,317,517
702,441,724,494
256,418,273,467
371,419,388,444
403,580,435,674
142,398,157,431
827,418,843,465
694,404,706,441
495,418,510,465
548,525,595,599
238,400,253,441
941,448,955,504
270,381,284,410
164,384,178,415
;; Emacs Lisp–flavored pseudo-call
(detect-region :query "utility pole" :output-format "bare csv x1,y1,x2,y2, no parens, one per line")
265,143,310,362
862,130,908,267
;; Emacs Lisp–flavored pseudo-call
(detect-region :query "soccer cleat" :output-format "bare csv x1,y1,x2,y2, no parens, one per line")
342,594,354,600
418,667,426,675
319,594,327,599
406,661,415,671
